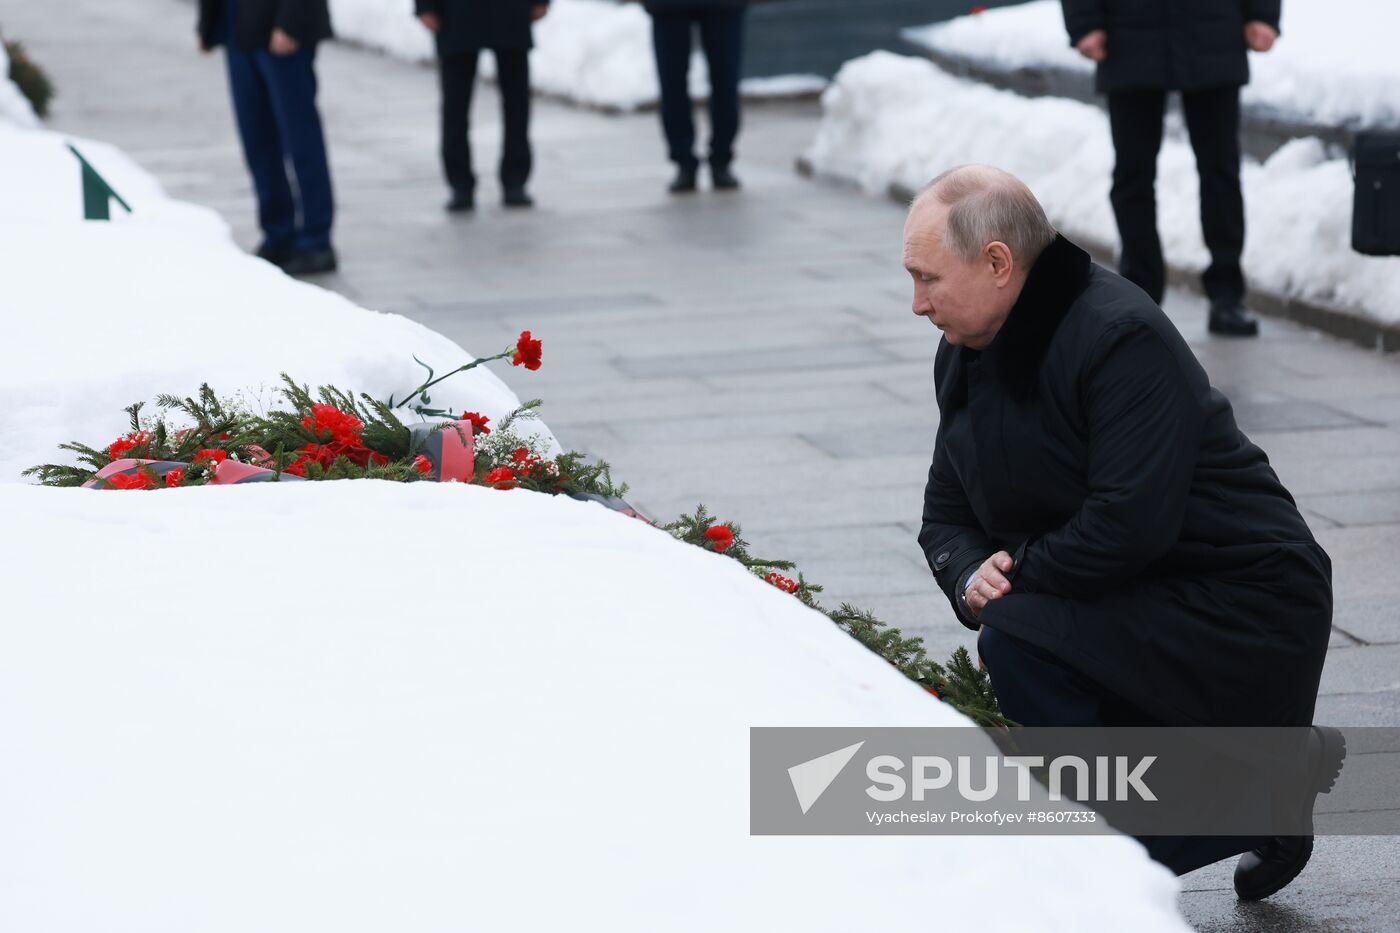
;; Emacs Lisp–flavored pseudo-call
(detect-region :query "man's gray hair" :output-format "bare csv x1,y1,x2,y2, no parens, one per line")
916,165,1058,265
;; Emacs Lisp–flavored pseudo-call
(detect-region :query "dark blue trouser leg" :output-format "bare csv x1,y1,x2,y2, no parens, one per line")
651,12,698,171
226,44,296,249
977,625,1264,877
696,7,744,168
255,45,334,251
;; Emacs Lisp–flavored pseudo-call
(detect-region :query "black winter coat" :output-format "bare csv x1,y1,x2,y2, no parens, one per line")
1061,0,1281,92
198,0,333,53
919,236,1331,728
415,0,548,54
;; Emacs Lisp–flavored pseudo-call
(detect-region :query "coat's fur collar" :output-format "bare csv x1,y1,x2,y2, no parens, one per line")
977,234,1092,394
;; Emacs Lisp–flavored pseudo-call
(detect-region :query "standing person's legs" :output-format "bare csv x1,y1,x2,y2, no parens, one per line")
494,48,533,194
650,11,698,173
1107,89,1168,304
439,50,480,199
224,45,296,255
1182,85,1246,306
696,6,744,174
257,45,335,252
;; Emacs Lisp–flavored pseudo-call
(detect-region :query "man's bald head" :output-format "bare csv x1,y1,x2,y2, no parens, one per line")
909,165,1057,267
901,165,1058,349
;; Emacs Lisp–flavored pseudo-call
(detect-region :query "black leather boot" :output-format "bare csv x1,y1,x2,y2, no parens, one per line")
1233,726,1346,901
1209,301,1260,337
710,162,741,191
669,165,698,194
280,247,338,277
445,189,475,213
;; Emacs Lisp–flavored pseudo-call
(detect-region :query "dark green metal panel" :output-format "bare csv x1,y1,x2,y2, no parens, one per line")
66,142,133,221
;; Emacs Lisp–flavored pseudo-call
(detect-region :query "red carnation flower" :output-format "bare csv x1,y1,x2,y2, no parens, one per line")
107,431,151,460
704,525,735,553
511,447,531,464
484,466,516,489
301,403,365,447
460,411,491,436
106,471,155,490
413,455,432,475
194,448,228,464
764,572,799,593
164,468,185,488
511,330,543,371
927,686,941,698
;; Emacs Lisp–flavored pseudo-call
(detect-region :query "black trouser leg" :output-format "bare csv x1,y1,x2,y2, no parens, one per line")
696,7,745,168
651,12,699,171
495,48,532,190
977,625,1263,877
1182,85,1246,305
439,51,480,195
1107,89,1168,304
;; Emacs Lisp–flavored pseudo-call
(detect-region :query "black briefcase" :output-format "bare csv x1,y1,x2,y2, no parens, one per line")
1352,131,1400,256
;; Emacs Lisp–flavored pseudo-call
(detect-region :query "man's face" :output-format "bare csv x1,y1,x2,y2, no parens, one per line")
902,202,1009,349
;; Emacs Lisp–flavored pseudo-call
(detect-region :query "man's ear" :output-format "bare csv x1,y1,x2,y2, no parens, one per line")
986,241,1014,286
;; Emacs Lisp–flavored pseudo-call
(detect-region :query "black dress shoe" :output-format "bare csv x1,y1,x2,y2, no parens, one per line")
669,166,698,194
1209,301,1260,337
255,241,293,267
503,187,534,208
1233,726,1346,901
710,163,741,190
280,247,338,276
445,190,475,213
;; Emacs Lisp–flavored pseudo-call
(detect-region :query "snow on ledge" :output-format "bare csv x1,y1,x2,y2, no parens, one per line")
0,479,1191,932
904,0,1400,131
805,51,1400,327
0,116,553,486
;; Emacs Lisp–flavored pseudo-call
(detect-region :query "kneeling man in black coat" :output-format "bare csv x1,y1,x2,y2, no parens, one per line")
910,165,1334,897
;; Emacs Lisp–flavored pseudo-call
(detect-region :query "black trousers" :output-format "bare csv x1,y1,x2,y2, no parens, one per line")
438,48,531,194
978,624,1265,877
1107,86,1245,306
650,8,744,170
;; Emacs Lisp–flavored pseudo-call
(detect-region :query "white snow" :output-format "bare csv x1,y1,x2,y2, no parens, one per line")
0,480,1191,932
904,0,1400,130
804,51,1400,326
0,36,41,127
328,0,826,110
0,41,1192,933
0,124,553,486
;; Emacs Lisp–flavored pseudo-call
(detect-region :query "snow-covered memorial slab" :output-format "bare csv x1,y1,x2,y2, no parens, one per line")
0,71,1188,932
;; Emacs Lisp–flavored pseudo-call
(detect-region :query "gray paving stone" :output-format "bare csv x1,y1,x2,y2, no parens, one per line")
1319,645,1400,696
1300,489,1400,527
1334,597,1400,646
1231,399,1376,434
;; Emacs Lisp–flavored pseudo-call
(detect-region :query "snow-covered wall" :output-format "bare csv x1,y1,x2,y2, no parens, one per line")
905,0,1400,131
0,476,1193,933
0,115,552,484
805,52,1400,328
